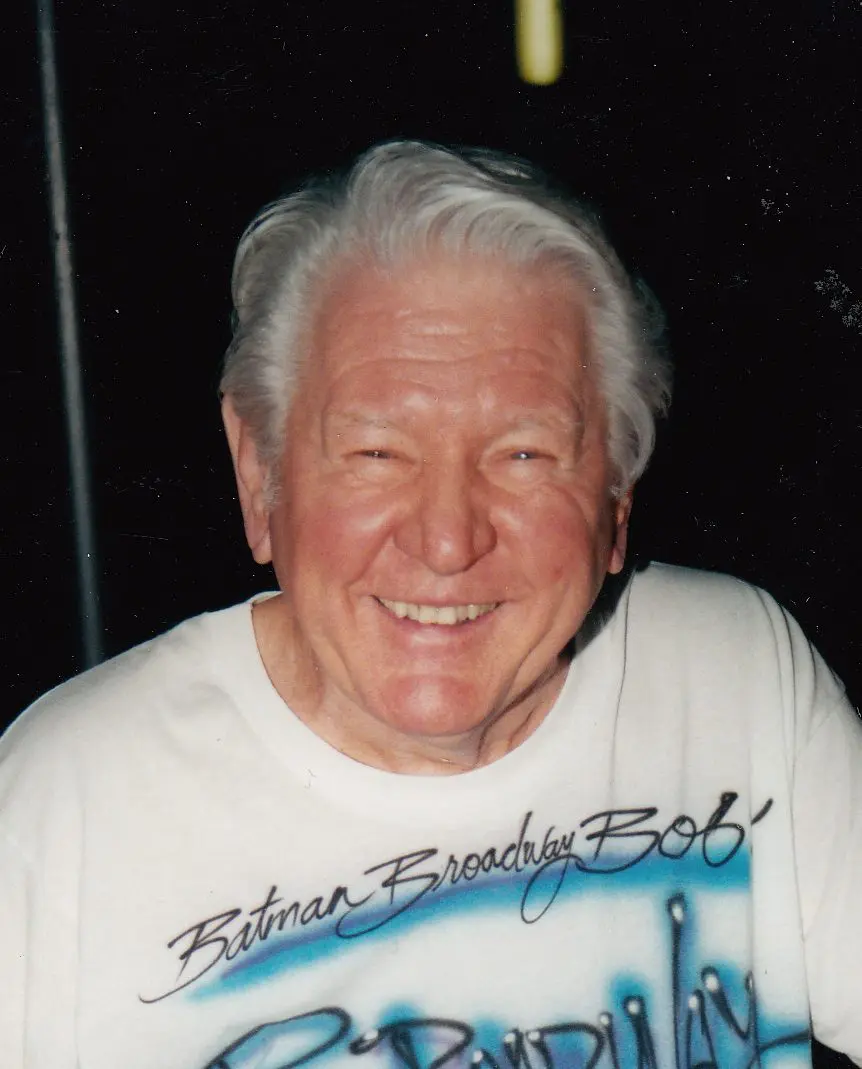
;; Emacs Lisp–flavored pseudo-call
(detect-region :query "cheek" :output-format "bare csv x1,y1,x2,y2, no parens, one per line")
504,492,610,586
285,493,400,586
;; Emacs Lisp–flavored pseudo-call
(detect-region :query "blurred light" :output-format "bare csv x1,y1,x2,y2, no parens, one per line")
515,0,564,85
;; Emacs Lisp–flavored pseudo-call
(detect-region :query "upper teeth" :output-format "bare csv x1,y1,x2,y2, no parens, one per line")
378,599,497,625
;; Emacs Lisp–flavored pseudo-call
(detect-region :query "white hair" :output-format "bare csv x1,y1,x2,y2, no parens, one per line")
220,140,671,496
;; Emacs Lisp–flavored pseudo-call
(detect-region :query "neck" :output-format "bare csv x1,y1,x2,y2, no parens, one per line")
251,595,566,775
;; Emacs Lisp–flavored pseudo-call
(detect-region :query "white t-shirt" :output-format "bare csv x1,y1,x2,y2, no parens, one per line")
1,564,861,1069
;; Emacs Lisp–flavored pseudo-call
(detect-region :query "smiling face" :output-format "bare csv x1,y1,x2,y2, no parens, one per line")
225,253,631,771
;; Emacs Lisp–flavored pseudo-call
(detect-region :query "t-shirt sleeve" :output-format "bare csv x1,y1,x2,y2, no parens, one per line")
784,615,862,1063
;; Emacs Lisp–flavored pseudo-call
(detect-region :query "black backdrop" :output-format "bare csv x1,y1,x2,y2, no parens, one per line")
4,3,862,1063
7,11,862,749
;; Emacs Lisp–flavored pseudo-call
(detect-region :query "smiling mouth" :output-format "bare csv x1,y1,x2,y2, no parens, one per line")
376,598,499,626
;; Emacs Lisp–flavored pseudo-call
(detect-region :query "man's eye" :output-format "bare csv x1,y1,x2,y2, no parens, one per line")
359,449,392,460
511,450,540,461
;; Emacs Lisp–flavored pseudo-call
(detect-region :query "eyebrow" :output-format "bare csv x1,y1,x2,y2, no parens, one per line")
323,407,585,446
496,411,585,435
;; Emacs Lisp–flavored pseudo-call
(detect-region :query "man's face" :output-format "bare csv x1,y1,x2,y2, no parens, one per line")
232,253,630,758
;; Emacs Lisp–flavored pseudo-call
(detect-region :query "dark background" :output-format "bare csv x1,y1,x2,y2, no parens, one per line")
7,5,861,707
3,2,861,1062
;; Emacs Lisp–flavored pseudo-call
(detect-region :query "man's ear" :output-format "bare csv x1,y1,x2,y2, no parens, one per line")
221,395,274,565
608,487,633,576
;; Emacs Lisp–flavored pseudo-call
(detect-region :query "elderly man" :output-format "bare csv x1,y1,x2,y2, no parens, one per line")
2,141,860,1068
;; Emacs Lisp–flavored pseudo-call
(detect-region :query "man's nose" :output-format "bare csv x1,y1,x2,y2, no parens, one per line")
393,462,497,575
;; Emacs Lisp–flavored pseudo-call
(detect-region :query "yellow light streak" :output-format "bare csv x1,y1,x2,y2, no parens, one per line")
515,0,564,85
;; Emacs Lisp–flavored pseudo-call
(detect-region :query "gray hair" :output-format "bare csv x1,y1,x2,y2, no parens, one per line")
220,140,671,496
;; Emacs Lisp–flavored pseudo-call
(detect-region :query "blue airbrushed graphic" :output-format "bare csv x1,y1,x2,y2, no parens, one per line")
194,846,750,1000
201,885,811,1069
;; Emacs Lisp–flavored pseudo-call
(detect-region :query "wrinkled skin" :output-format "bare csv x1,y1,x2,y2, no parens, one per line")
224,254,631,773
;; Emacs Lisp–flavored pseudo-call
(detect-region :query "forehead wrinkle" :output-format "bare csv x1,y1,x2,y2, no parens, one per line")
474,366,587,418
321,349,592,423
392,309,468,337
323,409,398,432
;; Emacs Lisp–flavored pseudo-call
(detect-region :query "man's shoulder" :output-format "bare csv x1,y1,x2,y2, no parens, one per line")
628,562,789,645
633,560,774,608
626,562,844,705
621,564,851,755
0,599,258,767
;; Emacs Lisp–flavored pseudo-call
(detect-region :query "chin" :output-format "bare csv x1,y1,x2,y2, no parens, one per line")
372,676,499,739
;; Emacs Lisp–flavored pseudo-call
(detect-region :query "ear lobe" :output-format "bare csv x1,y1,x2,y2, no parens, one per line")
221,395,274,565
608,488,633,576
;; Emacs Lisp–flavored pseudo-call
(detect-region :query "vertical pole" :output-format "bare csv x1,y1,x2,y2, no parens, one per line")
35,0,103,667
